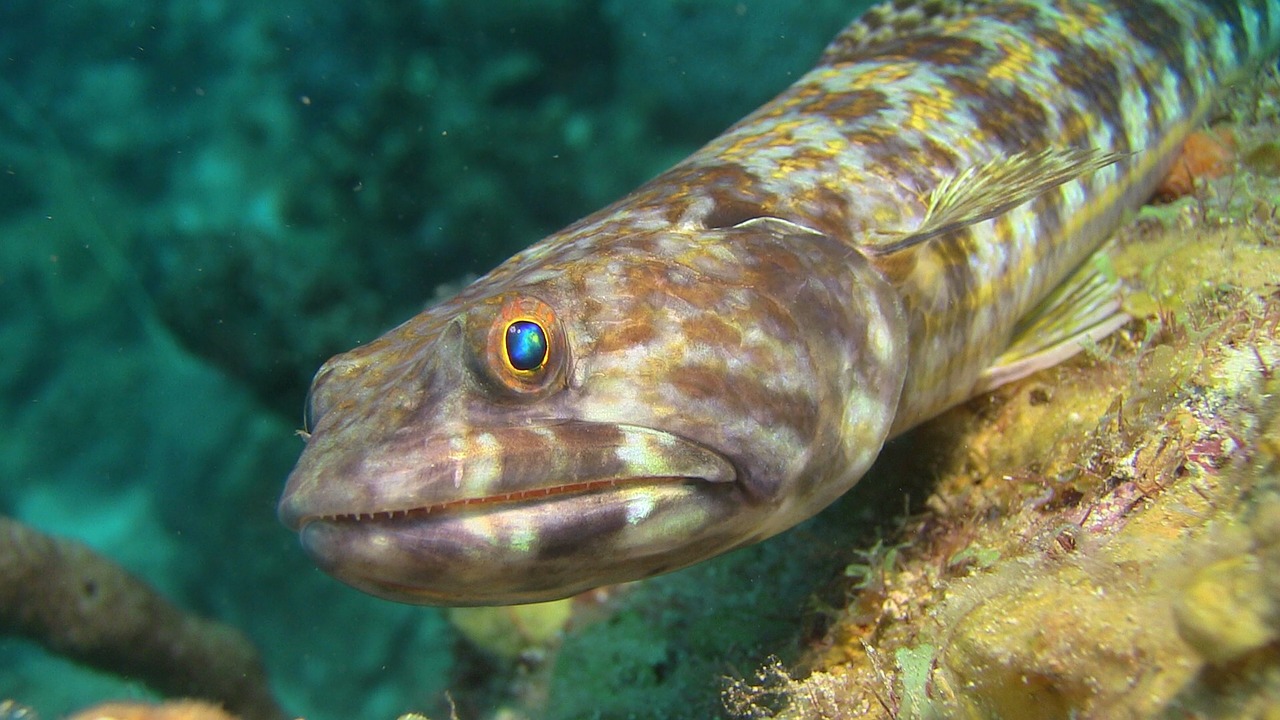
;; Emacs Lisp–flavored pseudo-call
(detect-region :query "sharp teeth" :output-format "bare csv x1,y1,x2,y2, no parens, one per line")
324,477,689,523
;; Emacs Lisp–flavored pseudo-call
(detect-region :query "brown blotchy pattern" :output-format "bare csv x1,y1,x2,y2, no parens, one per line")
279,0,1280,605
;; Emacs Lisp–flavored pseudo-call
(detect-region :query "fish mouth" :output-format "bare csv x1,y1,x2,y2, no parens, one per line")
278,422,743,604
295,476,746,605
279,421,738,531
300,475,700,527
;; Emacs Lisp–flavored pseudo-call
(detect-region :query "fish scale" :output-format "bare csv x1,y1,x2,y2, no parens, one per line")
280,0,1280,605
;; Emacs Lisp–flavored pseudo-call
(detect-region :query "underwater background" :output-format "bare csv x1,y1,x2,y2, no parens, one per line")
0,1,867,718
6,0,1280,718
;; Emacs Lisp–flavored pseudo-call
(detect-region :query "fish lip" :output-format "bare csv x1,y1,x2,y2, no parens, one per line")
292,474,746,605
278,421,737,531
298,474,703,529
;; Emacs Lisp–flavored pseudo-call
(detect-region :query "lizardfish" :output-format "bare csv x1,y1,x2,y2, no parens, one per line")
280,0,1280,605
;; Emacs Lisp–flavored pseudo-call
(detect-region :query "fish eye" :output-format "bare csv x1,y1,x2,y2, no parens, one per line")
505,320,548,372
482,295,566,396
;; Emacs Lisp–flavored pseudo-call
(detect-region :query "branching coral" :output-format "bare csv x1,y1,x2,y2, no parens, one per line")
0,517,285,720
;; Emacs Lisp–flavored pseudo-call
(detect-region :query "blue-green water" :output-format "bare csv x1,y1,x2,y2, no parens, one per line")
0,2,871,718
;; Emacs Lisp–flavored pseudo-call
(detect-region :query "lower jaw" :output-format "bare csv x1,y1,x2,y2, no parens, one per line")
296,482,744,604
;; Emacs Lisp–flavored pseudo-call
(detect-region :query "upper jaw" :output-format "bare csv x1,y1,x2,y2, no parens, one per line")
279,420,736,531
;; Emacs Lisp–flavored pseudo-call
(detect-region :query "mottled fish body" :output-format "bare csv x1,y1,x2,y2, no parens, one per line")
280,0,1280,604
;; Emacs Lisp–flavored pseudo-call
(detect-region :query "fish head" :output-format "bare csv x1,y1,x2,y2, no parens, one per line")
279,219,907,604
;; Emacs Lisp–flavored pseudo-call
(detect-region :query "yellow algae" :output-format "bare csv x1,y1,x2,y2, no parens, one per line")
1175,553,1276,665
1244,141,1280,177
446,599,574,660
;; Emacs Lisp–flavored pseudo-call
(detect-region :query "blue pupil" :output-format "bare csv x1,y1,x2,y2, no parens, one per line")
505,321,548,371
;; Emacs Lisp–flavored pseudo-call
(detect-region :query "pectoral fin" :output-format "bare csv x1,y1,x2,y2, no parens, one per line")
867,146,1126,256
974,251,1129,394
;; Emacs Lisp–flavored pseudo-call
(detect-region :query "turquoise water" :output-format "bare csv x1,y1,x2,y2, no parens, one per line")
0,2,863,718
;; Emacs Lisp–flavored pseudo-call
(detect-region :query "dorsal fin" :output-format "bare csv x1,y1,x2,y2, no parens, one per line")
820,0,987,63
